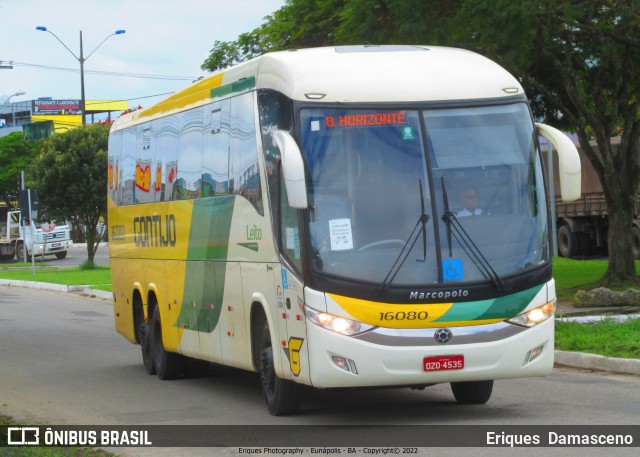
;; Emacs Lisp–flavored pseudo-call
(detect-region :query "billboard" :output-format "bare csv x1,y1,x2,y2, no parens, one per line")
32,100,81,115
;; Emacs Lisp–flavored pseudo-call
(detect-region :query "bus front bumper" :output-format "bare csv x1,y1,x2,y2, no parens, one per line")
306,317,554,388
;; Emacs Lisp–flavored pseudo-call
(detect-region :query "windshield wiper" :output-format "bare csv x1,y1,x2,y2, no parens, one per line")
440,177,507,292
378,180,430,294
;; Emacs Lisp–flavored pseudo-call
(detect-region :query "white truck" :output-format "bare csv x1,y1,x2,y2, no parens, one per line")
0,210,73,261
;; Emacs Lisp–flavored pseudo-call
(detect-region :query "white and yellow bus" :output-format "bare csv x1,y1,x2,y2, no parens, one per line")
108,45,580,415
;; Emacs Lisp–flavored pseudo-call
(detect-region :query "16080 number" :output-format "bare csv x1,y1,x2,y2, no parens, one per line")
379,311,429,321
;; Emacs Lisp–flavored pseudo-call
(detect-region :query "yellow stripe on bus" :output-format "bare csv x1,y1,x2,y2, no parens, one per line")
328,293,454,329
136,73,225,120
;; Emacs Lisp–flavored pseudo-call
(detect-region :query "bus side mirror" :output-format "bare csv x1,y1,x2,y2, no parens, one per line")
271,130,308,209
536,123,581,202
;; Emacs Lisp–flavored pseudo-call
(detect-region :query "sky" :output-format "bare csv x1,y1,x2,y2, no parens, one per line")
0,0,284,115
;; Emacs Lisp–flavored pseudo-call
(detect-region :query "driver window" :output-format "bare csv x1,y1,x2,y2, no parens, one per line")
279,170,303,271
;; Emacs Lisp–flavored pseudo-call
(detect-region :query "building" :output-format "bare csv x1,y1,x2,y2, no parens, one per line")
0,97,128,137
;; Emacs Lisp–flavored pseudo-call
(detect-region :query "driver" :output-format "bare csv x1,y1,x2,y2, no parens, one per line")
457,187,483,217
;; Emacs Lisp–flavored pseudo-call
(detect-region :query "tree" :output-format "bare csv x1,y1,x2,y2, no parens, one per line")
449,0,640,284
202,0,640,284
29,124,109,264
0,132,39,208
201,0,345,72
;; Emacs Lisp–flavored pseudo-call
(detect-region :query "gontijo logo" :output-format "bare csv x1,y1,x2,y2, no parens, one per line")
133,214,177,247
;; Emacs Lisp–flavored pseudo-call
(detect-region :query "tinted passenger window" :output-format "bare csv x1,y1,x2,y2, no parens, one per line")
230,92,262,215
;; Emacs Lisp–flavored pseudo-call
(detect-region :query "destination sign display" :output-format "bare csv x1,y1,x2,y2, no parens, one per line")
325,112,407,128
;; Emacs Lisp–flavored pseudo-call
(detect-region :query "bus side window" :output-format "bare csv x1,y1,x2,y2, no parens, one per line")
203,100,230,197
176,107,204,200
229,92,263,215
156,116,178,202
121,127,137,205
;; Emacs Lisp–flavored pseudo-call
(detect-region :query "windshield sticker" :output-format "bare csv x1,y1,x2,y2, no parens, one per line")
286,227,301,259
310,120,321,131
329,218,354,251
286,227,295,249
402,126,415,140
443,259,464,281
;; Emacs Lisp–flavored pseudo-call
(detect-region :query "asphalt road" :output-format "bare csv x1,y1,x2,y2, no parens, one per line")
1,287,638,457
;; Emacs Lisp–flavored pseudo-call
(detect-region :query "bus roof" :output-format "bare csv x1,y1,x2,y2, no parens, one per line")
111,45,524,130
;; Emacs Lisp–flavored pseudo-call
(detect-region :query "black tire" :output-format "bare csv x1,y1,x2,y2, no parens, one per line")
450,380,494,404
259,321,301,416
151,306,183,380
140,321,156,375
55,251,68,259
632,226,640,260
557,225,577,258
16,244,31,262
134,296,155,374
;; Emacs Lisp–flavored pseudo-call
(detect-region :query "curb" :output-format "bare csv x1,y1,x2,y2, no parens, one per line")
555,350,640,376
0,279,638,376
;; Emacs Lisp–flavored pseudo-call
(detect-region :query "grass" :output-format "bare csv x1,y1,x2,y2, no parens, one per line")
552,257,640,302
555,317,640,359
0,265,111,292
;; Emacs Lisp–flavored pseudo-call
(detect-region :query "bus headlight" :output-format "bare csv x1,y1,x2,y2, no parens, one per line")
305,306,374,336
508,302,555,327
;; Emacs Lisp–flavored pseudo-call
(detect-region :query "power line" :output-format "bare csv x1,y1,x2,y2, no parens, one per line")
5,60,200,81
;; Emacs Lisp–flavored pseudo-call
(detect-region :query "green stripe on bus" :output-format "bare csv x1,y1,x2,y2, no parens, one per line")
434,285,543,322
176,196,235,332
477,286,543,320
210,76,256,101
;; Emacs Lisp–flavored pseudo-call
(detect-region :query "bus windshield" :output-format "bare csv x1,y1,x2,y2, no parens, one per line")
300,103,549,287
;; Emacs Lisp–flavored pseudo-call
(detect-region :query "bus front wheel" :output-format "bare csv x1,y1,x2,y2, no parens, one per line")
259,321,301,416
450,380,493,404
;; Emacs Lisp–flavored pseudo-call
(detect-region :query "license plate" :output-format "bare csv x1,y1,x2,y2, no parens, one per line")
423,355,464,372
52,242,61,248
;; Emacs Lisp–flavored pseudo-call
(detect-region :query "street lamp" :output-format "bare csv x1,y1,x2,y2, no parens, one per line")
35,26,125,126
4,91,26,127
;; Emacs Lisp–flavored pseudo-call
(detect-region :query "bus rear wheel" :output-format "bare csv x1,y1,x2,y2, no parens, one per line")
140,320,156,375
259,321,301,416
151,306,184,380
450,380,493,404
